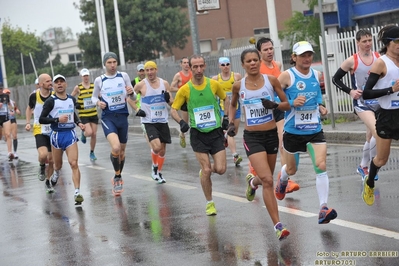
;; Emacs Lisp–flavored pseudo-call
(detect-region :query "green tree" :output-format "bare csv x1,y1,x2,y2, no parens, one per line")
1,21,40,76
278,0,321,49
76,0,190,68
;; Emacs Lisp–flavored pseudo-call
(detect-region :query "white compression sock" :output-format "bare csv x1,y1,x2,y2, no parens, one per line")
316,172,329,208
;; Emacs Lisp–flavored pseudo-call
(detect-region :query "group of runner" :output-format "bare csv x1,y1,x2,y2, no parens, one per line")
6,24,398,239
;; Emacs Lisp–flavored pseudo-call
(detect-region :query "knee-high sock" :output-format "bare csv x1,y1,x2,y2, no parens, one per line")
110,152,120,175
280,164,289,182
368,159,380,188
158,156,165,172
369,137,377,164
294,153,300,169
151,149,159,166
360,141,370,167
120,157,125,174
13,139,18,152
316,172,329,207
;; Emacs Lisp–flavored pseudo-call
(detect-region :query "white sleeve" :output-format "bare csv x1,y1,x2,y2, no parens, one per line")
92,76,102,105
122,72,132,87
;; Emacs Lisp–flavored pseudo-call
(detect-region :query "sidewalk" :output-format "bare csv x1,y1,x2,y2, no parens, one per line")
128,116,371,145
19,117,388,146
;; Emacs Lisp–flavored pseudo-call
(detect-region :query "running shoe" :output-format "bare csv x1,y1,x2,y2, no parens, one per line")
151,165,160,182
50,171,60,187
8,152,14,162
112,176,124,195
275,172,288,200
206,201,217,216
356,165,368,180
275,222,290,240
362,176,375,206
158,172,166,184
179,133,186,148
45,179,54,193
318,206,337,224
90,152,97,161
81,132,86,144
38,166,46,181
286,179,300,193
74,194,84,205
245,173,257,201
13,152,18,159
233,154,242,166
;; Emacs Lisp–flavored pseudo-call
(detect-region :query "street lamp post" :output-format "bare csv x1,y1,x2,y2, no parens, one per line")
0,18,8,88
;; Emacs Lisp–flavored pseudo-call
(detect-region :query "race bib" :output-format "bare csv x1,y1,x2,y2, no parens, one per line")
294,105,318,130
193,105,217,129
83,98,95,109
243,98,273,126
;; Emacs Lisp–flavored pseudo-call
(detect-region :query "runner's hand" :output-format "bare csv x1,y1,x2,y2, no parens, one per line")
226,123,236,137
261,98,279,109
179,119,189,133
135,109,146,117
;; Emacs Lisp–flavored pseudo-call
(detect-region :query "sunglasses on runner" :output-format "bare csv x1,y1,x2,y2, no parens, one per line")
386,38,399,44
220,63,230,67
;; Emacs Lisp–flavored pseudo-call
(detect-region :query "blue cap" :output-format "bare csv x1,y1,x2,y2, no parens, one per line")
218,57,230,64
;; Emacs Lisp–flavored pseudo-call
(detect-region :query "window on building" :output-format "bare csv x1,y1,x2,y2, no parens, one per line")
68,53,83,68
200,40,212,53
254,28,270,35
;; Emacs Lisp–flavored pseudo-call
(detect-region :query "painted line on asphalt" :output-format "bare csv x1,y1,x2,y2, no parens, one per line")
278,206,317,218
277,206,399,240
213,191,249,203
131,174,197,190
330,219,399,240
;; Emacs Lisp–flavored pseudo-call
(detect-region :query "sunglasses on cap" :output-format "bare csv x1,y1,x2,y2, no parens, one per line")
220,63,230,67
386,38,399,44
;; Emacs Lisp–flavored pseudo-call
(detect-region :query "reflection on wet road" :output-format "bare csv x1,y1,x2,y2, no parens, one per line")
1,133,399,265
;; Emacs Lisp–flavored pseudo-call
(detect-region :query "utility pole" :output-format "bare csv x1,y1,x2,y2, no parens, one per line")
266,0,283,66
114,0,125,67
187,0,200,55
318,0,335,128
0,18,8,87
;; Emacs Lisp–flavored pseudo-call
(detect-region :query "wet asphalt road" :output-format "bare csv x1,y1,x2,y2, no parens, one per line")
1,126,399,266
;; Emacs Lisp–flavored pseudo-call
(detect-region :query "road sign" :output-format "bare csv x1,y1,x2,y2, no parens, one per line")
196,0,220,12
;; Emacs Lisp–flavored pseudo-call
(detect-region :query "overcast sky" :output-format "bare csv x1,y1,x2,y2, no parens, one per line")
0,0,87,37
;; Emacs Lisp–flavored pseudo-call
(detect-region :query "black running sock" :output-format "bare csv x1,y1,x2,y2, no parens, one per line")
40,163,45,174
368,159,380,188
120,158,125,174
13,139,18,152
110,153,120,173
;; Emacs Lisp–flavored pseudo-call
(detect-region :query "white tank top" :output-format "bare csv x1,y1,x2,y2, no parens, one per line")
375,55,399,110
140,78,169,123
239,74,275,126
353,52,379,107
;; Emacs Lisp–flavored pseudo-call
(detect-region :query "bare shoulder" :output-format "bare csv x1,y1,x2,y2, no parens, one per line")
234,72,242,81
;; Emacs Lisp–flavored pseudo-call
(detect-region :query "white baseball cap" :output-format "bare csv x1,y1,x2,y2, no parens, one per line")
35,78,39,85
80,68,90,76
53,74,66,82
292,41,314,55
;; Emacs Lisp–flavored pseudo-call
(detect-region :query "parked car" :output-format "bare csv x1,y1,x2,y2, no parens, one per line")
311,62,325,94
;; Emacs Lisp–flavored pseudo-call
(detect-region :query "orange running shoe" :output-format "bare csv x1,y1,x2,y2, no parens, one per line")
286,179,300,193
275,172,288,200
